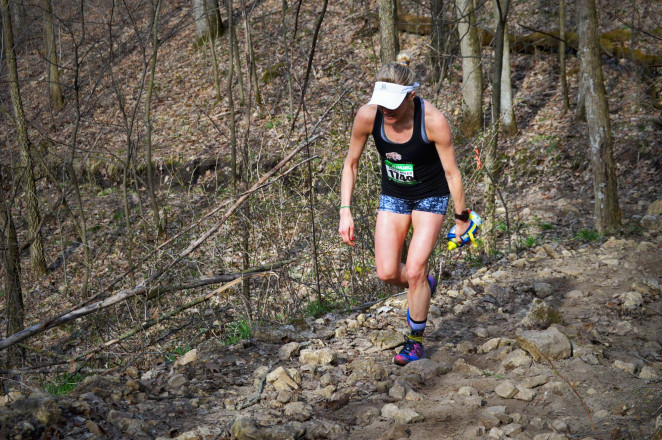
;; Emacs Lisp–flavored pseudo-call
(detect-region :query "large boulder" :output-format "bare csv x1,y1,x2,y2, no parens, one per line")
519,299,563,329
516,326,572,362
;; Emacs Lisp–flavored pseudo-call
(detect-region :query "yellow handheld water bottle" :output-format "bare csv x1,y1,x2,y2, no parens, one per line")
447,210,482,251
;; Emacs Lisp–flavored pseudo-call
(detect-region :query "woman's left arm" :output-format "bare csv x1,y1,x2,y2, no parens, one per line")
425,101,470,234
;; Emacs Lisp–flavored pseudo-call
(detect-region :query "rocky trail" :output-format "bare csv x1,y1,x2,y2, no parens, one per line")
3,222,661,439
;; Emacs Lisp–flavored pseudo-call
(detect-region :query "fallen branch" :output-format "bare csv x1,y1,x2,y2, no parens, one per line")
0,135,320,352
545,356,603,440
238,360,275,410
75,275,260,361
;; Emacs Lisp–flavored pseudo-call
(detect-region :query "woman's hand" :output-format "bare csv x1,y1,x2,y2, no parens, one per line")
454,219,470,237
338,210,355,247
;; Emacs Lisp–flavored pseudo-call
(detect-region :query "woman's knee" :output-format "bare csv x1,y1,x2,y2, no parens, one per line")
406,265,426,286
376,265,399,284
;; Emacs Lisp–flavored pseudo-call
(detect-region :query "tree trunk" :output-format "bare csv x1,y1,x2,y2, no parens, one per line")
578,0,621,232
559,0,570,112
227,0,238,195
429,0,445,83
42,0,64,111
455,0,483,136
483,0,510,255
145,0,164,237
1,0,48,276
378,0,399,63
11,0,26,33
494,1,517,136
1,186,24,365
193,0,225,46
240,0,261,106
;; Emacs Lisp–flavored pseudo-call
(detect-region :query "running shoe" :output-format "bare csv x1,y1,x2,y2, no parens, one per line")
393,336,425,366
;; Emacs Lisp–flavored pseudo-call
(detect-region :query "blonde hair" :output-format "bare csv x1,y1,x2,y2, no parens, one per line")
376,51,416,86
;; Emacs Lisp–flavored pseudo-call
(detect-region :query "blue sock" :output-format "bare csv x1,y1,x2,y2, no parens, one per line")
406,309,427,342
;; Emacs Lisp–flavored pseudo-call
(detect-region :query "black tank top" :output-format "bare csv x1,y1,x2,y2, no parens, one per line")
372,97,450,200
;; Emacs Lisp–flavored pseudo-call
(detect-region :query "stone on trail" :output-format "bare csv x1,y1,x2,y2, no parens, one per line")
533,282,553,298
230,417,305,440
389,381,407,400
266,367,299,390
167,373,188,389
379,424,411,440
355,406,380,426
647,199,662,216
519,375,549,389
299,348,337,366
278,342,301,360
380,403,424,424
613,360,636,375
478,338,502,353
284,401,313,421
452,358,484,377
641,214,662,233
619,291,644,310
516,326,572,362
348,358,388,382
174,349,198,367
369,329,405,350
304,419,346,439
520,298,563,329
403,358,451,380
495,381,518,399
513,384,536,401
457,386,478,396
501,348,533,370
639,366,660,379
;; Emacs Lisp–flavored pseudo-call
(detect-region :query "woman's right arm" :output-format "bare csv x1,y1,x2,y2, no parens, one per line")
339,105,375,247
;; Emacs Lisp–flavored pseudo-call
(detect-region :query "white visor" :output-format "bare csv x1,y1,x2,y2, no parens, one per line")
367,81,420,110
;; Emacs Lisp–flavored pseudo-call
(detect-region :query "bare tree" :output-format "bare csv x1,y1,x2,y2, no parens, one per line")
0,172,24,365
193,0,225,46
493,0,516,136
578,0,621,232
559,0,570,112
483,0,510,255
455,0,483,136
42,0,64,111
378,0,399,63
240,0,261,105
1,0,48,276
145,0,165,237
429,0,445,82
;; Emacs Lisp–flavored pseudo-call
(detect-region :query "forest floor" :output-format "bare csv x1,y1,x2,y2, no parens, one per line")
1,0,661,438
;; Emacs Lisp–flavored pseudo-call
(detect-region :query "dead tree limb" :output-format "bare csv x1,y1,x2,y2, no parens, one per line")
0,135,320,351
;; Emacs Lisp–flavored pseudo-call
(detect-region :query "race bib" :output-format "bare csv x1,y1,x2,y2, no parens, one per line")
385,159,417,185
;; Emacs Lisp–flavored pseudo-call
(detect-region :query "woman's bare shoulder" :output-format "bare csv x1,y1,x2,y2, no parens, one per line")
422,99,451,142
352,104,378,133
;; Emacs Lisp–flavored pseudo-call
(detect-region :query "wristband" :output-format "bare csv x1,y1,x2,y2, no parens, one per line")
454,209,470,222
340,206,351,210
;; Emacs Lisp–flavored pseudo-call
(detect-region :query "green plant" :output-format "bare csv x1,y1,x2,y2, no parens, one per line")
43,373,85,396
222,319,252,345
522,235,538,248
305,298,335,318
165,344,191,362
576,229,600,242
538,222,554,231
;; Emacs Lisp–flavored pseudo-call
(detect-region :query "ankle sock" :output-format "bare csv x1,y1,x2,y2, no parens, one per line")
406,309,427,343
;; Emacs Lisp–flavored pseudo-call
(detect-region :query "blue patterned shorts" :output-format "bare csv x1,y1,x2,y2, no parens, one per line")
379,194,449,215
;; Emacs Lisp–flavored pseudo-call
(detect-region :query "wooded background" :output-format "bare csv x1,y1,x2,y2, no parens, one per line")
0,0,660,377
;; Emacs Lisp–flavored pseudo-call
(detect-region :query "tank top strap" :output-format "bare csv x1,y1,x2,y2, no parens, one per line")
412,97,424,144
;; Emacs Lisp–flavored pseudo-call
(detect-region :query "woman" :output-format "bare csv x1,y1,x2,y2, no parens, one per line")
338,54,472,366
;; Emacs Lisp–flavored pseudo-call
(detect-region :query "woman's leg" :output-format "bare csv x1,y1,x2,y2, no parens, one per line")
374,210,411,288
406,211,445,322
